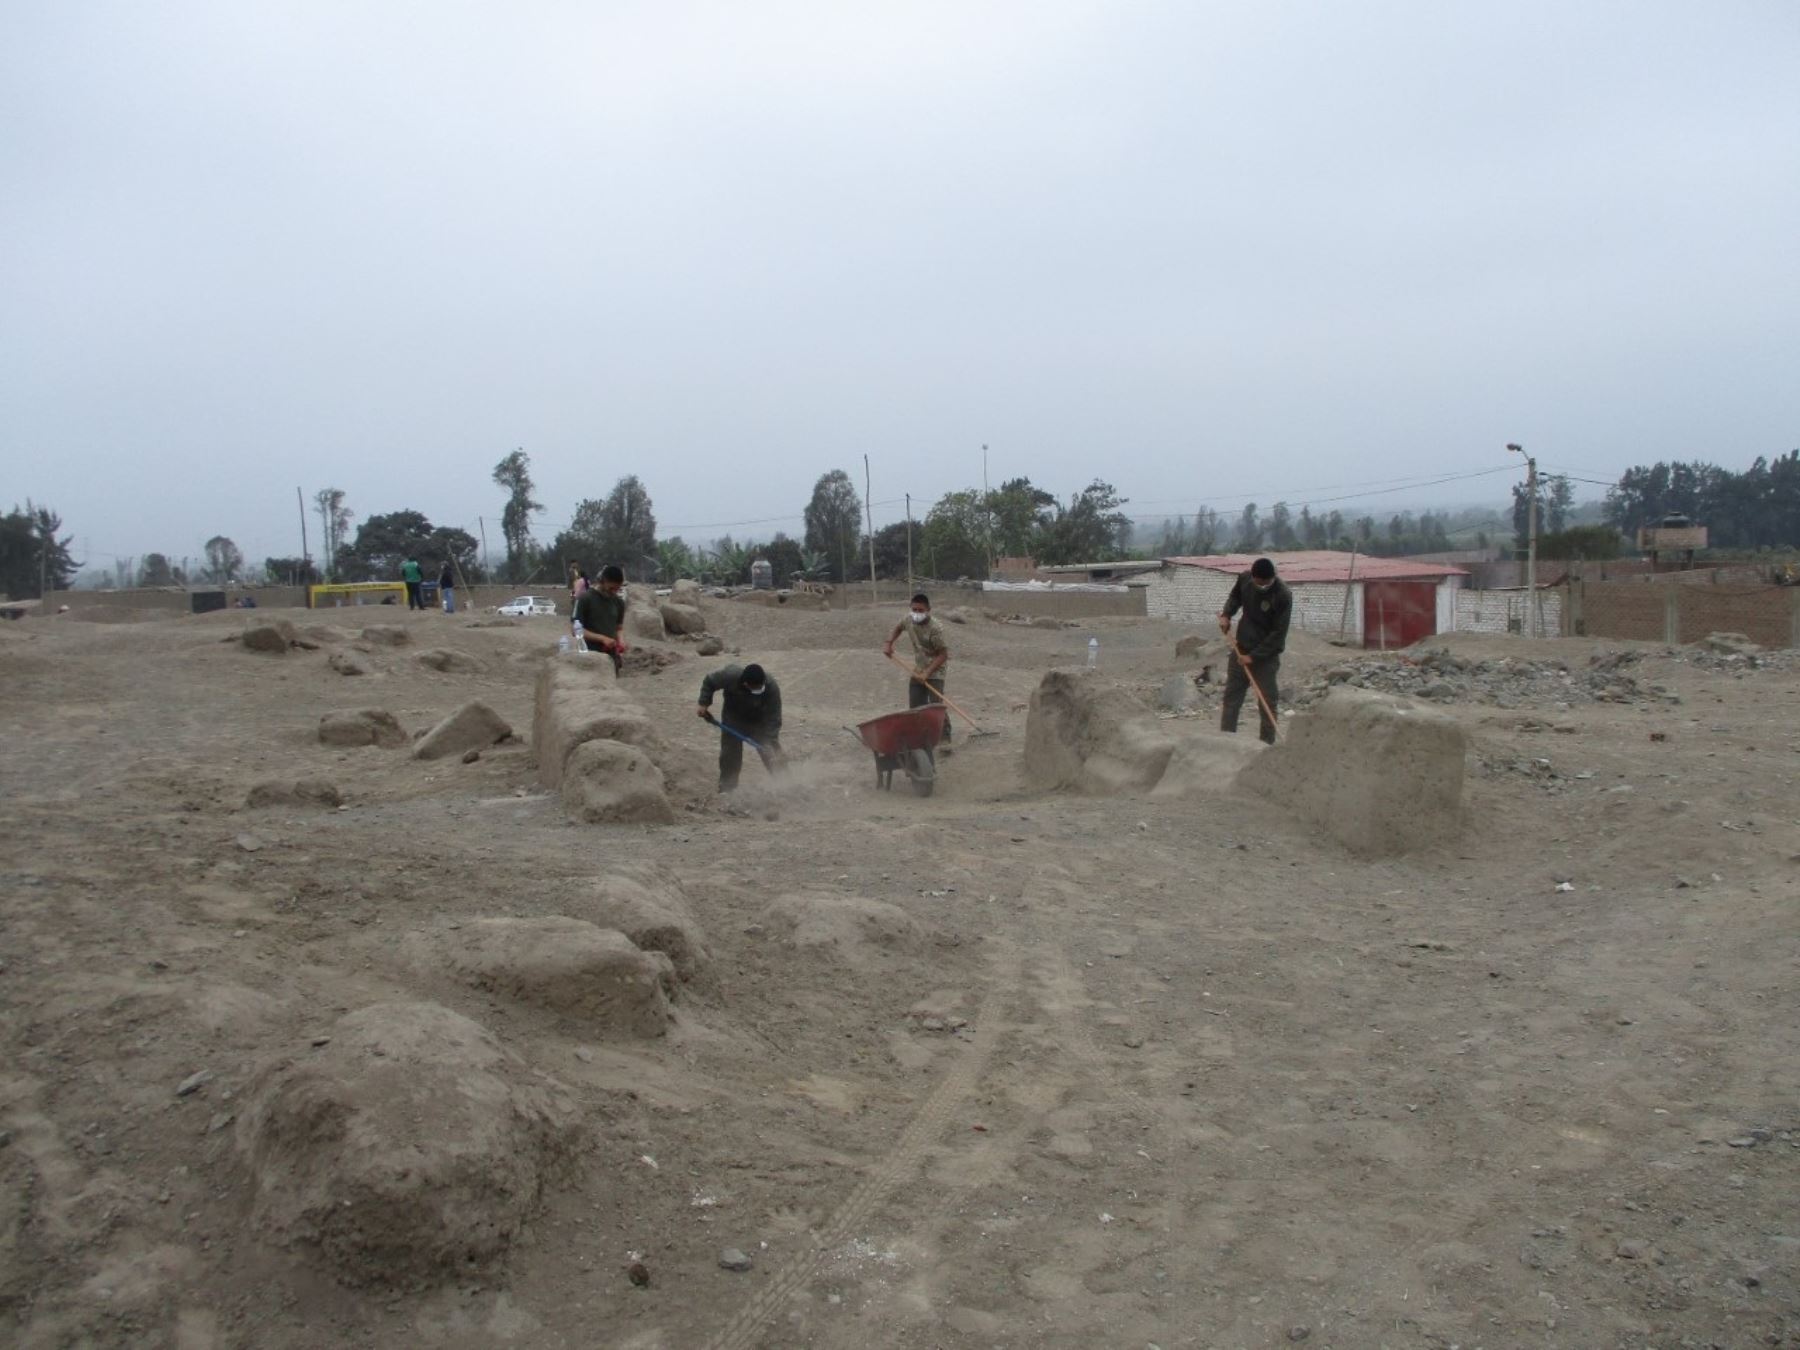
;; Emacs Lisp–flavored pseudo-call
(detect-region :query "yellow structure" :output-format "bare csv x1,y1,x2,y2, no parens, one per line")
307,582,407,609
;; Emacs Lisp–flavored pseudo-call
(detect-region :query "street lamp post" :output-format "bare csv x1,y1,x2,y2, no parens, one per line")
1507,443,1538,637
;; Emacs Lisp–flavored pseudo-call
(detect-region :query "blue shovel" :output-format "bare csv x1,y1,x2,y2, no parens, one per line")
703,713,777,767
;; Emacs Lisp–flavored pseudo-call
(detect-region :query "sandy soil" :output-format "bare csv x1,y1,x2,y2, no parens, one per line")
1,598,1796,1349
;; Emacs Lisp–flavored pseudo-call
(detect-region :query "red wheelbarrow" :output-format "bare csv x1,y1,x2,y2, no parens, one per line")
849,706,948,797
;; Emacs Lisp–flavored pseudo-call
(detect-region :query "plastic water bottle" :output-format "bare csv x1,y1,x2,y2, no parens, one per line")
1087,637,1099,669
557,635,570,657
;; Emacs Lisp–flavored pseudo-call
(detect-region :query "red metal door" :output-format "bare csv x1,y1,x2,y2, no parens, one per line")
1363,581,1436,649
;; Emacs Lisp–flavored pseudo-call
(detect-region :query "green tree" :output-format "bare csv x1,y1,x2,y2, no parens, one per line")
1268,501,1298,550
655,537,697,583
492,449,542,582
921,491,990,579
986,477,1056,559
139,552,177,587
1234,503,1263,552
1537,525,1625,560
803,470,863,583
336,510,479,582
0,502,79,599
1035,480,1132,565
263,556,321,585
869,521,911,579
203,535,244,584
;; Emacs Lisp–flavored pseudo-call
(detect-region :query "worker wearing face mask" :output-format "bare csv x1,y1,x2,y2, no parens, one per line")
696,662,785,792
883,592,952,749
1217,557,1291,744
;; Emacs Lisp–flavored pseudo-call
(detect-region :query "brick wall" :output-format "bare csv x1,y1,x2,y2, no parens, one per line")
1144,569,1364,641
1570,581,1800,647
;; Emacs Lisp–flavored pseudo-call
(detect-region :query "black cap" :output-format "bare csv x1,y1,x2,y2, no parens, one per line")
741,664,766,687
1250,557,1275,580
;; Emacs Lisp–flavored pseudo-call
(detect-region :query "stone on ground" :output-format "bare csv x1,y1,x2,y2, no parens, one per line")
245,779,343,809
413,701,512,760
241,622,297,654
1157,674,1200,712
1024,669,1177,794
234,1001,580,1288
1700,631,1761,656
359,624,410,646
624,604,666,642
416,648,483,674
671,578,703,602
318,709,407,748
1175,633,1207,658
658,602,706,635
695,635,725,656
1236,686,1467,857
401,918,672,1034
328,650,373,676
560,740,676,824
1028,615,1061,630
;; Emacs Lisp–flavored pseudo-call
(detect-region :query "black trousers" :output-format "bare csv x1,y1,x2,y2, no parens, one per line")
908,672,951,741
1221,655,1280,744
404,581,423,610
719,724,781,791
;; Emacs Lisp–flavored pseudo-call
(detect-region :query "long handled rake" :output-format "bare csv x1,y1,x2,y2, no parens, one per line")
883,652,997,738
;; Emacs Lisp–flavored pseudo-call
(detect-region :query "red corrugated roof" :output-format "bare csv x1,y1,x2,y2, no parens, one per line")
1164,551,1468,583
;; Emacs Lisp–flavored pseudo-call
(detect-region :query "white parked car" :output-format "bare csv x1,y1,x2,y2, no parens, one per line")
496,595,557,617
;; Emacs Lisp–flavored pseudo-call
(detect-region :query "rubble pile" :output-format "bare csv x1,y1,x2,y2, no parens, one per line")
1300,648,1682,710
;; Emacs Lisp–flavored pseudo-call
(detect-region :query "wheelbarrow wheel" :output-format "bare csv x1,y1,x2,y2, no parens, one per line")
907,748,935,797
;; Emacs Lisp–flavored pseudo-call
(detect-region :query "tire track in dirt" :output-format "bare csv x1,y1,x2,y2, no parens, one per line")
698,952,1019,1350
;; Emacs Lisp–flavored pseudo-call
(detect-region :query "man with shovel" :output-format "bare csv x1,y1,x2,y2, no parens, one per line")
696,662,785,792
1217,557,1291,744
883,592,952,751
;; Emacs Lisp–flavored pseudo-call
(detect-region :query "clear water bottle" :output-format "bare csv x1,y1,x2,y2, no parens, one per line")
557,635,570,657
1086,636,1099,669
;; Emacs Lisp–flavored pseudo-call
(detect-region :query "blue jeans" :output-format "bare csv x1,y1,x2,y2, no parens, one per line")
442,588,456,613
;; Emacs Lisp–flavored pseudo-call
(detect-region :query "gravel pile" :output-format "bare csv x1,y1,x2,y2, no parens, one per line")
1298,647,1683,710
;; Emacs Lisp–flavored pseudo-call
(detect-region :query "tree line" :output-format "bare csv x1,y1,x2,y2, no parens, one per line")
12,449,1795,602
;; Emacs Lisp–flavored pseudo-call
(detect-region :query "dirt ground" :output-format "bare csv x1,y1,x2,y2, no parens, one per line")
1,595,1796,1350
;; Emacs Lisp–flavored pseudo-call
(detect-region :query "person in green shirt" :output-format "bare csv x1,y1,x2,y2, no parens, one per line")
400,556,424,611
883,591,952,747
573,564,630,670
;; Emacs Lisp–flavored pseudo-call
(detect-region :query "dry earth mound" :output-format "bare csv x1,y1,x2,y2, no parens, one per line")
359,624,410,646
1237,685,1467,857
401,917,673,1034
234,1002,581,1288
416,647,483,674
762,891,922,964
1025,669,1178,793
245,779,343,809
577,874,710,982
561,740,677,824
413,700,512,760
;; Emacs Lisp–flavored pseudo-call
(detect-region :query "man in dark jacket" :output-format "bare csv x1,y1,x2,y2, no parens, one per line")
696,662,785,792
1217,557,1291,744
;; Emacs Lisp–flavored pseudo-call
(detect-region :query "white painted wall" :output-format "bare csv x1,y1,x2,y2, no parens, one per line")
1143,567,1365,643
1454,588,1563,635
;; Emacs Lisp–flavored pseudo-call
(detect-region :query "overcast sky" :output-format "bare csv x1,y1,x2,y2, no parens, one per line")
4,1,1796,569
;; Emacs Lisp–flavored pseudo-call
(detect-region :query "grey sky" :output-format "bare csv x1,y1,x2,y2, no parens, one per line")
4,2,1797,569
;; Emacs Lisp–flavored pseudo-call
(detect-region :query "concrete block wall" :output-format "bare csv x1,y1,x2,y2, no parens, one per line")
1145,569,1363,642
1453,589,1563,636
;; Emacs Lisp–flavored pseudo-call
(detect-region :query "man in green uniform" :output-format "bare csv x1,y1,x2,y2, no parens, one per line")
695,662,784,791
1217,556,1291,744
573,564,630,670
883,592,952,747
400,556,424,610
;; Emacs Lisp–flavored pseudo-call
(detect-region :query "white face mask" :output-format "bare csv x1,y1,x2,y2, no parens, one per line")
910,611,928,623
746,685,765,697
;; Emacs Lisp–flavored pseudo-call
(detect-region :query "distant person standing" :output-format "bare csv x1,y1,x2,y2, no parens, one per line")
401,556,424,610
438,561,457,614
573,564,630,670
1217,556,1291,744
883,592,952,748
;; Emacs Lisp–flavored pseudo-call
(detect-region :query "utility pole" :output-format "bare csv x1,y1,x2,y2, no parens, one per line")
863,454,878,604
478,517,489,577
1507,443,1539,637
905,492,914,592
981,442,995,576
297,486,310,576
